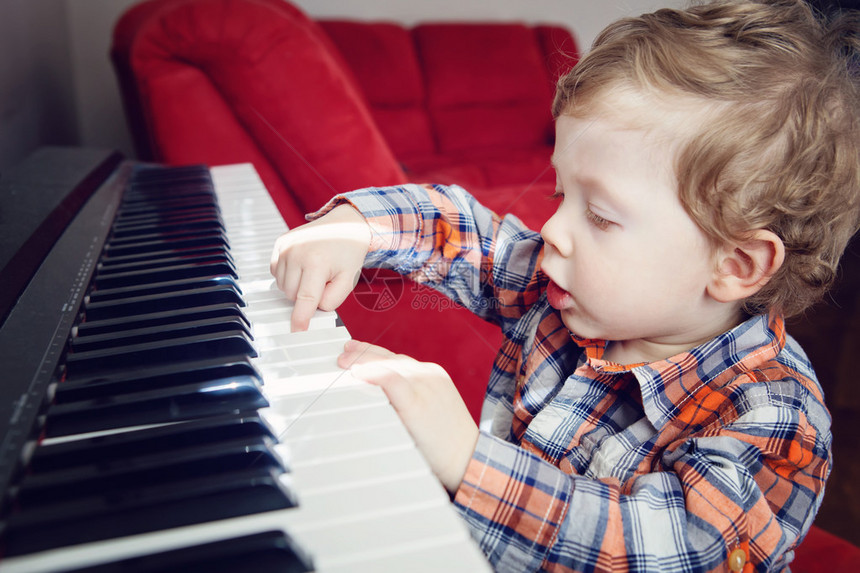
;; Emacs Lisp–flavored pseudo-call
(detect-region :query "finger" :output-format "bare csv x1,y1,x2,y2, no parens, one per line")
270,249,285,292
349,361,410,394
349,361,418,418
270,234,295,289
278,259,302,300
270,246,302,292
270,237,285,277
337,340,398,368
317,271,356,311
290,270,328,332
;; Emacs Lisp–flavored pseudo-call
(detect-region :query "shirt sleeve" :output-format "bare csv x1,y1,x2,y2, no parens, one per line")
308,183,546,328
453,393,830,572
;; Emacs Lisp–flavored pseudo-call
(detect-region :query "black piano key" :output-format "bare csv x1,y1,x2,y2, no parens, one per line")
63,329,256,377
105,225,227,249
118,196,217,210
108,217,225,240
2,466,298,556
16,436,284,508
73,303,249,337
103,233,228,258
111,204,219,225
110,205,219,224
29,413,275,472
59,355,259,394
99,242,231,266
85,275,240,304
81,286,245,322
122,183,216,200
44,374,268,437
125,187,215,199
124,181,215,196
115,198,219,218
92,260,238,290
130,163,209,179
126,173,212,188
70,316,252,353
63,530,313,573
96,248,233,273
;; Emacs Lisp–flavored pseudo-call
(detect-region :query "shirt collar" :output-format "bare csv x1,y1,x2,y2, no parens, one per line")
570,312,786,429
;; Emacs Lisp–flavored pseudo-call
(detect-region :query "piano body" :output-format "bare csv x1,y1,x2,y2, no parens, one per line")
0,147,490,572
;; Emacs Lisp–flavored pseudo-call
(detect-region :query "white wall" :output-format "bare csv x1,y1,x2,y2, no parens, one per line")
66,0,141,161
0,0,78,171
2,0,687,169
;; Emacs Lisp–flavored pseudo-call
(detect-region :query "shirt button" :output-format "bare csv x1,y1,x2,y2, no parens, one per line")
729,547,747,572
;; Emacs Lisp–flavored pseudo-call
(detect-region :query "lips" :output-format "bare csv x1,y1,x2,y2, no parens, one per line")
546,279,572,310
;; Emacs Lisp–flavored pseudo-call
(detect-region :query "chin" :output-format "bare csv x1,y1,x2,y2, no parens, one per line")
559,311,626,342
558,310,596,338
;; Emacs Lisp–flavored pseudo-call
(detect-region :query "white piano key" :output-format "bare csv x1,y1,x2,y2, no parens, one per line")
232,252,275,269
289,443,429,495
255,336,346,359
243,297,300,314
256,357,346,380
236,277,281,296
247,308,339,331
257,367,362,398
298,505,474,571
267,405,406,454
256,340,343,365
287,472,446,528
242,288,292,305
229,238,283,253
322,539,492,573
274,420,412,471
258,324,350,346
237,270,282,286
263,384,388,426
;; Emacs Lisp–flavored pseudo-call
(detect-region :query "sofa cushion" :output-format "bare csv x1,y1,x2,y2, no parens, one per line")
319,20,436,159
413,23,556,154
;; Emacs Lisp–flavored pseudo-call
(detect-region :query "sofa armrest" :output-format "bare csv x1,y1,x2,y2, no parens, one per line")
112,0,407,225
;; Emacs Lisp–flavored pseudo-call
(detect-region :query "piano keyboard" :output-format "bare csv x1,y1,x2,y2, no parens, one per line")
0,163,490,572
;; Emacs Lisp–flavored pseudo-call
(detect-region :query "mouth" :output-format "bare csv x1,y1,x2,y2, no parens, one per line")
545,279,573,310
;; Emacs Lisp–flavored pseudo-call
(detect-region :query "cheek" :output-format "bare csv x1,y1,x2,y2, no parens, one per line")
570,251,628,299
646,227,714,291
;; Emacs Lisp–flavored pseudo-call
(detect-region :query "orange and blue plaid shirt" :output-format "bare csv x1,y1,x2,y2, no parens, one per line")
316,183,831,572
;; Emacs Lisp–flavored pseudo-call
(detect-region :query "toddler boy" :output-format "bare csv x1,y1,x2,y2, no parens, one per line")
270,0,859,570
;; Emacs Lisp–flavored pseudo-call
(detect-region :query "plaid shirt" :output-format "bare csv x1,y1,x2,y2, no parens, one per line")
315,183,831,572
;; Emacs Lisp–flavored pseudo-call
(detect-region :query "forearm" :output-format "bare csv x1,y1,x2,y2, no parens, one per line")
308,183,544,324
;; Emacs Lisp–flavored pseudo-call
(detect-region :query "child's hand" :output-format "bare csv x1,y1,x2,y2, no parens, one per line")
338,340,480,495
270,204,371,331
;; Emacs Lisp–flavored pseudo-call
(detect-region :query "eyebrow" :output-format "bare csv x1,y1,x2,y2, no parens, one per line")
578,175,618,204
570,172,627,218
550,148,624,212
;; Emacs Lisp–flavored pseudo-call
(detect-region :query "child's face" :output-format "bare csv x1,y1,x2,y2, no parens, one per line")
540,112,726,357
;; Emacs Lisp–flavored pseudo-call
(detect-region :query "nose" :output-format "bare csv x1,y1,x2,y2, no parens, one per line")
540,211,572,257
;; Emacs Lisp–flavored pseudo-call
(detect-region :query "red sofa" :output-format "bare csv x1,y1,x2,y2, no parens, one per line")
111,0,578,418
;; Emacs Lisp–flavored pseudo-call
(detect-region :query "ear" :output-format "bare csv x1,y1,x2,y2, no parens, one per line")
707,230,785,304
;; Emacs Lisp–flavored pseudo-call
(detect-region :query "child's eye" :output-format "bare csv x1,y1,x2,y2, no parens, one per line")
585,208,612,230
549,190,564,201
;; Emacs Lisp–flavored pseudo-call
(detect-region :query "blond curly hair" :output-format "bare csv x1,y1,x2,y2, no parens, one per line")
553,0,860,317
